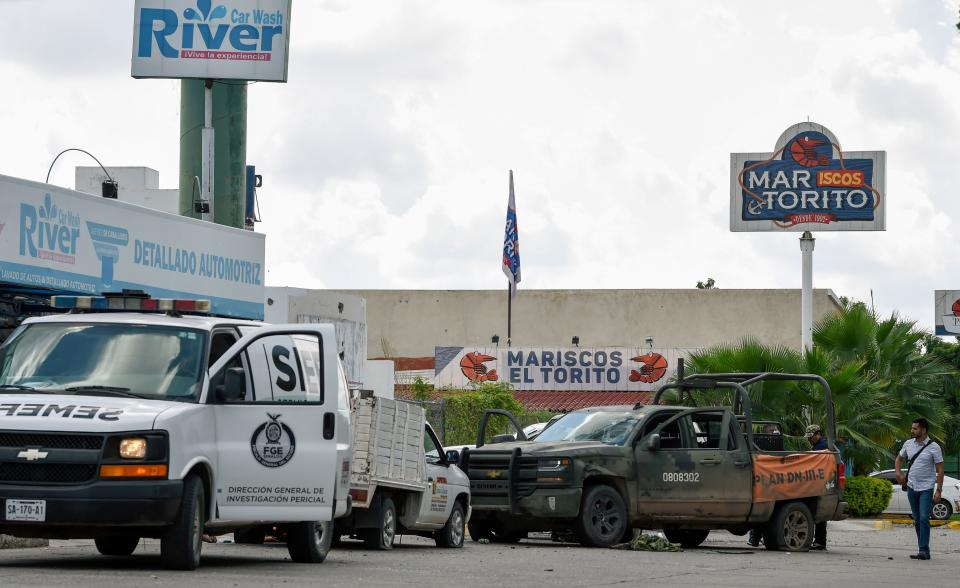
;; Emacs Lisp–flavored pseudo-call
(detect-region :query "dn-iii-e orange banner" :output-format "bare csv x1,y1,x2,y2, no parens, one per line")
752,452,838,502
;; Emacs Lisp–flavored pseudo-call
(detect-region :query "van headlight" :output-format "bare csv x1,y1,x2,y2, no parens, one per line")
119,437,148,459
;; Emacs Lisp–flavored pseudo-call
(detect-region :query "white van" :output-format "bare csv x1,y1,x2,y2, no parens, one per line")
0,293,352,570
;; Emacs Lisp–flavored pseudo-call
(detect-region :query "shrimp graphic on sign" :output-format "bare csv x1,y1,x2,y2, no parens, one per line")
629,353,668,384
460,352,498,383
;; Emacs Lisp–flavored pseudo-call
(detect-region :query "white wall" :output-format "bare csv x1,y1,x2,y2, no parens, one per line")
75,166,178,215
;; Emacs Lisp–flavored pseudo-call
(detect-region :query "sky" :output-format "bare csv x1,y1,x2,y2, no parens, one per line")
1,0,959,332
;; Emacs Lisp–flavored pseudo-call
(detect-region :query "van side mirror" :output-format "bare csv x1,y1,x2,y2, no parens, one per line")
445,450,461,464
216,367,247,402
646,433,661,451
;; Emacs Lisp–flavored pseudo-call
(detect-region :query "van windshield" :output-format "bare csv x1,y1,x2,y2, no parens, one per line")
0,323,208,401
533,411,641,445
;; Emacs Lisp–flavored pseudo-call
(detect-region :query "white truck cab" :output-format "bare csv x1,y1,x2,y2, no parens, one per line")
0,293,352,570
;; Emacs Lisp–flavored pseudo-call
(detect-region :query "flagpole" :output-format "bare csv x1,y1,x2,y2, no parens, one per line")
507,282,512,347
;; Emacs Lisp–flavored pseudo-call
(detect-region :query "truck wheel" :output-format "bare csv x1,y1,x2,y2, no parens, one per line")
663,528,710,548
763,501,813,551
160,474,205,570
364,496,396,550
467,518,492,542
286,521,334,563
94,536,140,556
932,499,953,521
435,501,466,548
576,485,628,547
234,528,266,545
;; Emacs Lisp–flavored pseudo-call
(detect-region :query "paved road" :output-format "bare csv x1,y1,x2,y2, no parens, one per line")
1,521,957,587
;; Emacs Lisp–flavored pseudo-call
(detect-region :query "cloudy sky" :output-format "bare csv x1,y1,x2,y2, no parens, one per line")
1,0,959,331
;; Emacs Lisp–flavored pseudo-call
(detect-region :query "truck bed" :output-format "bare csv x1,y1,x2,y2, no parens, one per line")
350,397,425,496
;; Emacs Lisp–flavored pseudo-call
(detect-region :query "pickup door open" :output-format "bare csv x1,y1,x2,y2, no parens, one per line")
634,408,752,522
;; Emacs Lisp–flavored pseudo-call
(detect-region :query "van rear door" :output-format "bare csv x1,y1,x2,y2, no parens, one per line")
206,324,340,522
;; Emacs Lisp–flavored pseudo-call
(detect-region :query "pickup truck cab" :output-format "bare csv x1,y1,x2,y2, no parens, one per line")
463,373,847,551
0,293,352,569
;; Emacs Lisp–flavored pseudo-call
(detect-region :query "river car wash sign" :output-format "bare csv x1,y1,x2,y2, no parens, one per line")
132,0,292,82
935,290,960,336
434,347,696,392
730,122,886,232
0,174,265,319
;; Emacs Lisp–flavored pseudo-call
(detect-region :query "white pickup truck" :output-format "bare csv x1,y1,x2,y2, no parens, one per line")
0,293,352,570
336,394,470,548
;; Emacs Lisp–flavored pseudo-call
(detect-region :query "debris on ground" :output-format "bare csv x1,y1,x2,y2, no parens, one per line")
610,533,682,552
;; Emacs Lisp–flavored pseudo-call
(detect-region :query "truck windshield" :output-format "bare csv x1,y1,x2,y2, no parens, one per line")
0,323,208,401
533,411,641,445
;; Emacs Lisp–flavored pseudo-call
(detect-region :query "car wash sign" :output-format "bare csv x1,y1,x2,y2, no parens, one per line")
0,174,265,319
434,346,694,392
132,0,292,82
730,122,886,232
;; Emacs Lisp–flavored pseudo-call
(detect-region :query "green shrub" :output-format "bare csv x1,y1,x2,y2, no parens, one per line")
843,476,892,516
439,382,559,446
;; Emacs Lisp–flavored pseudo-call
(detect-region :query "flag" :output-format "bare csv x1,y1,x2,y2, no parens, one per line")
502,170,521,294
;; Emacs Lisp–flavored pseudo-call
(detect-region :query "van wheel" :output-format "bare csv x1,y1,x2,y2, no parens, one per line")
435,502,466,548
663,528,710,548
234,528,266,545
763,501,813,551
364,496,396,550
95,536,140,556
576,485,628,547
287,521,334,563
160,474,205,570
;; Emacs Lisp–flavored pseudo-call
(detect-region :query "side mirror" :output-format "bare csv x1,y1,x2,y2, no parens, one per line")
445,450,461,464
216,367,247,402
646,433,661,451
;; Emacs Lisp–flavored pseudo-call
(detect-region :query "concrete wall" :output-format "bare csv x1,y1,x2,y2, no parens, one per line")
338,289,842,358
75,166,178,215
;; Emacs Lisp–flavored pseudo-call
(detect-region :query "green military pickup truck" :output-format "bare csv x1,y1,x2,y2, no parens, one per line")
456,373,848,551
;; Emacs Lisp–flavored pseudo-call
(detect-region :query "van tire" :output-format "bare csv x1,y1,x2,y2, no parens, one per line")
94,536,139,556
234,528,266,545
160,474,205,570
364,496,396,550
576,485,628,547
435,502,465,548
286,521,333,563
663,528,710,548
763,501,813,551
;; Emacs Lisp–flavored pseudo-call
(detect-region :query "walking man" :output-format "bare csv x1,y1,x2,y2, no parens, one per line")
895,417,944,560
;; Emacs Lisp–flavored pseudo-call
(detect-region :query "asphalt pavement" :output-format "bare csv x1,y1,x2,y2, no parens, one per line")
0,520,957,587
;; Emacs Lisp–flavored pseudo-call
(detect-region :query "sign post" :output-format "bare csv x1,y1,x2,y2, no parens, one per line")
731,122,886,350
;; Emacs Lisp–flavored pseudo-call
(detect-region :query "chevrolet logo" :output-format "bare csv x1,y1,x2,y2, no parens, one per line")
486,470,502,479
17,449,48,461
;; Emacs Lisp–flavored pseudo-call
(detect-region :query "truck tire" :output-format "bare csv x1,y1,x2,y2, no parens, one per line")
363,496,396,550
94,536,140,556
932,499,953,521
576,485,628,548
468,518,492,542
286,521,334,563
763,501,813,551
160,474,205,570
663,528,709,548
435,501,466,548
234,528,266,545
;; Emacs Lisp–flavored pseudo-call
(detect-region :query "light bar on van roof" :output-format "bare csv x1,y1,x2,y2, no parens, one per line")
51,295,211,314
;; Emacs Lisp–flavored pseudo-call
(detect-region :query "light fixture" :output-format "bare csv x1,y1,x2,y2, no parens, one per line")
491,335,500,345
571,336,580,347
45,148,117,199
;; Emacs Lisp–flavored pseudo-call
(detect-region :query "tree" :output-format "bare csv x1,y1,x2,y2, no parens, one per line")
680,302,953,474
696,278,716,289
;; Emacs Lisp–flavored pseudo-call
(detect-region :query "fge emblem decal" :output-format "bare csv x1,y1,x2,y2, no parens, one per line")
251,413,296,467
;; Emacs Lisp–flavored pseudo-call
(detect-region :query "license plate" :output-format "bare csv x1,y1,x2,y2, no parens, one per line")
5,499,46,522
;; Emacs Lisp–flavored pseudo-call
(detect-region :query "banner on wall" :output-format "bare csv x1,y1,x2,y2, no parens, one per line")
434,346,698,392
